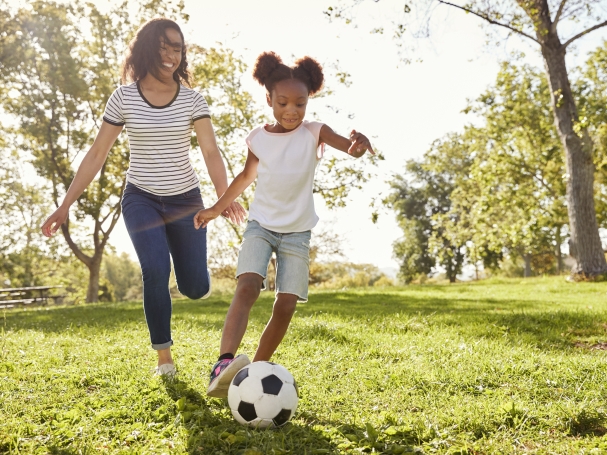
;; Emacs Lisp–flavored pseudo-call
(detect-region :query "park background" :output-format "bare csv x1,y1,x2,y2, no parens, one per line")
2,0,607,453
2,0,607,303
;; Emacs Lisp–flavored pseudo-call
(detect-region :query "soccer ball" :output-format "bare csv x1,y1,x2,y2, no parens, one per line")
228,361,298,428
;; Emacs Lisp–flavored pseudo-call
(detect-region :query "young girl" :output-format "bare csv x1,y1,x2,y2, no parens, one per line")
193,52,374,398
41,18,245,377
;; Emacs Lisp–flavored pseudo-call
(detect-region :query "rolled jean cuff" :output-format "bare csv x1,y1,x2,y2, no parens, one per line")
152,340,173,351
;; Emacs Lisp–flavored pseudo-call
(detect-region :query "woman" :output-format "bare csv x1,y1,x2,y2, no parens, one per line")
41,18,245,376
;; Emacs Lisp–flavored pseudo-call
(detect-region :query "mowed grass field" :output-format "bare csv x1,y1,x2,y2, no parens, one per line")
1,277,607,454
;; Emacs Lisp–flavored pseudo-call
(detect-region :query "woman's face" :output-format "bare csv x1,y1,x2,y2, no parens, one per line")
158,28,183,79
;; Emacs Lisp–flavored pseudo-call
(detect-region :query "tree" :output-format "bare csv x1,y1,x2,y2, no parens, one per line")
387,133,472,283
450,61,568,276
577,41,607,231
189,47,381,275
326,0,607,278
0,0,187,302
0,0,379,303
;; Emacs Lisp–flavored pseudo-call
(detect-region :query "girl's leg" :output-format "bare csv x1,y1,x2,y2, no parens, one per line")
207,273,263,397
253,293,298,361
122,187,174,367
257,229,310,361
219,273,264,355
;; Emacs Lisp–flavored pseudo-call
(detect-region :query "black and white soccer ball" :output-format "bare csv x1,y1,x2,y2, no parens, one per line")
228,361,298,429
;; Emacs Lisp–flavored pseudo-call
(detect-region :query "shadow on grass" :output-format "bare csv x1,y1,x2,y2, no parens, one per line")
4,288,607,353
160,376,345,454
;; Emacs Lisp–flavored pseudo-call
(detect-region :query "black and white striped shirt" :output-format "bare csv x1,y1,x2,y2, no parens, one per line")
103,81,211,196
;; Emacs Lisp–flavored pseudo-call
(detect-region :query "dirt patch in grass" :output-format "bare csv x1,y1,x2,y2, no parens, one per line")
573,341,607,350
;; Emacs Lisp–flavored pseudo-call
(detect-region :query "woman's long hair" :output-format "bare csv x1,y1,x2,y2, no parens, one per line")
121,18,191,86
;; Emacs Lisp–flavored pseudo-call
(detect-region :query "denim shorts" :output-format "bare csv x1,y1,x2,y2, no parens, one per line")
236,220,311,302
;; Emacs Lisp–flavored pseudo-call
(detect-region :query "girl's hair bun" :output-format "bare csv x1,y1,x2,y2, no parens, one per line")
293,56,324,95
252,52,325,95
253,51,283,86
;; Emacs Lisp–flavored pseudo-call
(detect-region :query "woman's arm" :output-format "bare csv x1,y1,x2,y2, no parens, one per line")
193,150,259,230
319,125,375,158
194,117,246,223
41,121,124,237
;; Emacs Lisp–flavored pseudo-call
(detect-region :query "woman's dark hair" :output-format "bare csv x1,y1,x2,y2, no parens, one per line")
253,52,324,96
122,18,191,86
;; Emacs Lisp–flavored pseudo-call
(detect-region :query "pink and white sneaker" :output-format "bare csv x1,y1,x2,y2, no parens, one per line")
207,354,250,398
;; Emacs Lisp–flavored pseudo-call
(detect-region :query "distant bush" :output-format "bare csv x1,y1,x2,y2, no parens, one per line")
311,261,391,289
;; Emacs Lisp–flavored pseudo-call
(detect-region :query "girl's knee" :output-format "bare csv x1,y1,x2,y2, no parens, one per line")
273,294,297,317
236,274,263,298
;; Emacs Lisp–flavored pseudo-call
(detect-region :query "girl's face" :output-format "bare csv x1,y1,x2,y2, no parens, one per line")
267,79,309,131
158,28,183,80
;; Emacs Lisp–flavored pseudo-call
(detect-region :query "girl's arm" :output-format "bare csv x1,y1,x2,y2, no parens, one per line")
194,118,247,224
193,150,259,230
319,125,375,158
41,121,124,237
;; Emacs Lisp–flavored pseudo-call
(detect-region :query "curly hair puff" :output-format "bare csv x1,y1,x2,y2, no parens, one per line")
252,51,324,95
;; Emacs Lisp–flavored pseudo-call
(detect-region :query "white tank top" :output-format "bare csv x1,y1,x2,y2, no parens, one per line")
245,120,324,233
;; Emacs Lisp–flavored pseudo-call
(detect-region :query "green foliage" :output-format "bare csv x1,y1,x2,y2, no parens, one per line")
0,152,79,289
387,134,472,283
389,59,570,280
188,46,381,270
577,41,607,228
103,252,142,302
311,261,386,288
0,0,188,301
2,278,607,453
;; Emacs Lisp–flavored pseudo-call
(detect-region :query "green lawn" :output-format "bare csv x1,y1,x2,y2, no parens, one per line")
1,277,607,454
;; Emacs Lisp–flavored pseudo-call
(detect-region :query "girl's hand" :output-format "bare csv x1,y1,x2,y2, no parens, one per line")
193,207,222,230
41,206,69,237
220,201,247,225
348,130,375,157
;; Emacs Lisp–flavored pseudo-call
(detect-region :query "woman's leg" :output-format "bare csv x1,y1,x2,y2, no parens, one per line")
253,292,298,361
164,190,210,299
122,189,174,367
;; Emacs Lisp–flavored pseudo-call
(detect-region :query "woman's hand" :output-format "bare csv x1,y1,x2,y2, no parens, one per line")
348,130,375,157
194,206,223,230
220,201,247,225
41,206,69,237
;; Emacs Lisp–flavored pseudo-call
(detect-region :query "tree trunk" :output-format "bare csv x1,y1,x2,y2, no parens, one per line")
527,1,607,278
523,254,532,278
60,218,104,303
86,257,102,303
555,225,563,275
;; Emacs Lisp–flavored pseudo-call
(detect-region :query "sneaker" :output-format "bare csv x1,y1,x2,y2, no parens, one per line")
207,354,250,398
154,363,176,378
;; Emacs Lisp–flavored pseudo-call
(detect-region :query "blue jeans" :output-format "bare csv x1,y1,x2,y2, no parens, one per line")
121,182,210,350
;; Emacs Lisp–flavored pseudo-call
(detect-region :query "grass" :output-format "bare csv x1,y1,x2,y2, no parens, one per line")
1,276,607,454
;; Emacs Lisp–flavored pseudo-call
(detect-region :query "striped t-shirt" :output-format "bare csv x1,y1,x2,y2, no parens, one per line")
102,81,211,196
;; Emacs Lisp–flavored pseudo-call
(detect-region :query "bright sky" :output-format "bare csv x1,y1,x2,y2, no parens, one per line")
7,0,607,273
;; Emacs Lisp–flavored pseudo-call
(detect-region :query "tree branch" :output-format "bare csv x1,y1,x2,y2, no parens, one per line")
551,0,567,33
437,0,540,44
99,200,122,250
562,20,607,49
60,218,92,267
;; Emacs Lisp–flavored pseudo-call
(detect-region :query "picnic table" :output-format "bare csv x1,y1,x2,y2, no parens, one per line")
0,286,64,309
